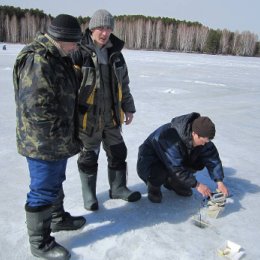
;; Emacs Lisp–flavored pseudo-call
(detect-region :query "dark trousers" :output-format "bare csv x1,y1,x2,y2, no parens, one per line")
148,161,169,187
78,123,127,172
137,157,169,187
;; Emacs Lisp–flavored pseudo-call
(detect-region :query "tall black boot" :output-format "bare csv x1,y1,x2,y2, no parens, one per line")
79,170,99,211
51,188,86,232
25,204,71,260
108,167,141,202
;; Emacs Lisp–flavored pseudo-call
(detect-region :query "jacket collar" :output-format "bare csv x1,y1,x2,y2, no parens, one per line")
33,32,63,58
44,33,67,57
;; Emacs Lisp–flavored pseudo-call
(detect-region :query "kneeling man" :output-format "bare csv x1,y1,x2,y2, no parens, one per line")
137,112,229,203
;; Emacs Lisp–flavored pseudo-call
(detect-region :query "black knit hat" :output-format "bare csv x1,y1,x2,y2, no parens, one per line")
192,116,216,139
47,14,82,42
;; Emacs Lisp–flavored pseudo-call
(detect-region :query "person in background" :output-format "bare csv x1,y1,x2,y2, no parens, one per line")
13,14,86,260
137,112,229,203
71,9,141,211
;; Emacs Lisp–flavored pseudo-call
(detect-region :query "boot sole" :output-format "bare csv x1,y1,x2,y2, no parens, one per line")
148,192,162,203
109,190,141,202
85,202,99,211
148,196,162,203
51,219,86,233
31,245,71,259
51,225,85,232
127,191,142,202
33,252,71,260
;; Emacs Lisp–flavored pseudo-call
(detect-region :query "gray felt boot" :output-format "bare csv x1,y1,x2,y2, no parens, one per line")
79,170,99,211
25,204,71,260
108,168,141,202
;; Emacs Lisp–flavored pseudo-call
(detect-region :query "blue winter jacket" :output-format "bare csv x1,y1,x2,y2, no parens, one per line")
137,112,224,188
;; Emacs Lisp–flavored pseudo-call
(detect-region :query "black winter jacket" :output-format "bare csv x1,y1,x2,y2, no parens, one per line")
137,113,224,188
71,29,136,136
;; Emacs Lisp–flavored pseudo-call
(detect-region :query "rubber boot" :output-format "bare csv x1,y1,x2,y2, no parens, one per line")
108,167,141,202
51,188,86,232
79,170,99,211
25,204,71,260
147,182,162,203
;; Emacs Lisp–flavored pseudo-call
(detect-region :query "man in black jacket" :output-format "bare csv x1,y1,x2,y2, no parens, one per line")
137,112,229,203
71,9,141,211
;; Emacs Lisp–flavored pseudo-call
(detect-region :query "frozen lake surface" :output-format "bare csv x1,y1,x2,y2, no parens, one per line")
1,44,260,259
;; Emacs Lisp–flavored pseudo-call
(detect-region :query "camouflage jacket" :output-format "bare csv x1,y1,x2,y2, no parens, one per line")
70,29,136,136
13,33,80,161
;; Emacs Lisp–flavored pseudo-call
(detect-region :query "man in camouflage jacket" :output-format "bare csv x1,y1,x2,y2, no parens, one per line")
13,14,85,260
71,9,141,211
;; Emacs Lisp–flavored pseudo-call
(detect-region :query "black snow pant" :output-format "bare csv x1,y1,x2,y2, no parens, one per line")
77,124,127,173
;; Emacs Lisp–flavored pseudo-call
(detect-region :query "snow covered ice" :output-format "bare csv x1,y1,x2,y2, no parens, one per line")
1,44,260,260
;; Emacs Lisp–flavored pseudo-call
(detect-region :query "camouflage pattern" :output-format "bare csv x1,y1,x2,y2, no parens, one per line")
13,33,80,161
71,29,136,137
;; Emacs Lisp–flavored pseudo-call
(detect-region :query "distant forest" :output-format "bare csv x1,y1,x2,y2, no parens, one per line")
1,5,259,56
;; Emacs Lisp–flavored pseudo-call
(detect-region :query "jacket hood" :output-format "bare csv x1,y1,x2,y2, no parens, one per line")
171,112,200,148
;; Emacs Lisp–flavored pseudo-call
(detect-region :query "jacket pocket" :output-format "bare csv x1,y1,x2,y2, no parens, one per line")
79,66,96,105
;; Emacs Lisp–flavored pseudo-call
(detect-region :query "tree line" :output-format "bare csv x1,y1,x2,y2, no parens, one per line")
1,5,259,56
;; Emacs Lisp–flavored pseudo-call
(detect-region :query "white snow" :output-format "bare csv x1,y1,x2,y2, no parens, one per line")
1,44,260,260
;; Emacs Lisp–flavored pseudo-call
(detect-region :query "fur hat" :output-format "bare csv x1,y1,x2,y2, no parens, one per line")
89,9,114,30
47,14,82,42
192,116,216,139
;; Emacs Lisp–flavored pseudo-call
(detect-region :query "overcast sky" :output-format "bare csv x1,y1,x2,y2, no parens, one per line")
1,0,260,37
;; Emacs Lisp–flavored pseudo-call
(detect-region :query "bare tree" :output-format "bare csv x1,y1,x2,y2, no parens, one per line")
220,29,231,54
9,14,19,42
177,23,195,52
194,26,209,52
135,18,145,49
231,31,240,55
144,19,153,49
114,19,125,43
155,20,164,49
237,31,258,56
164,23,175,50
4,14,11,42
